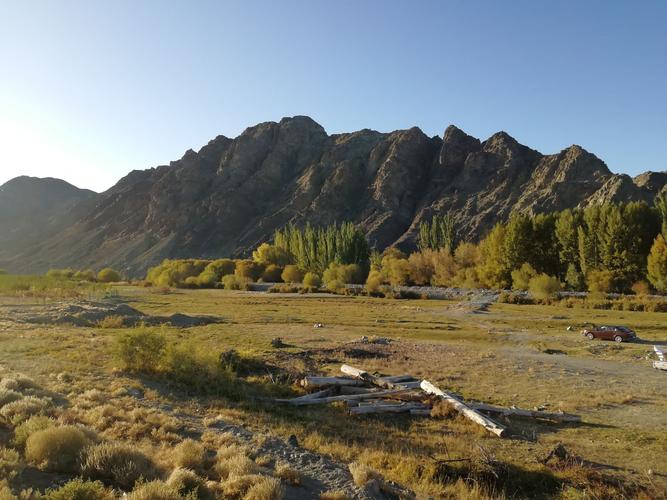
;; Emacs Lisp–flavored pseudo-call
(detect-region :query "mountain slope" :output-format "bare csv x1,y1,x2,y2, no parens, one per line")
2,117,666,275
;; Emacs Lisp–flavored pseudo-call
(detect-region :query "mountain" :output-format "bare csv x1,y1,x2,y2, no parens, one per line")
1,116,665,276
0,177,98,265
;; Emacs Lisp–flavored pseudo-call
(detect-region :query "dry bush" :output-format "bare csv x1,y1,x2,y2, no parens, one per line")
80,389,107,404
348,461,382,487
12,415,56,450
0,375,38,393
254,454,273,467
127,480,181,500
431,400,458,419
0,396,52,424
319,491,352,500
81,442,156,489
166,467,209,498
274,461,301,485
25,425,92,472
96,315,125,328
172,438,207,471
217,443,250,461
216,454,260,480
44,478,112,500
244,476,284,500
0,447,23,481
0,390,21,408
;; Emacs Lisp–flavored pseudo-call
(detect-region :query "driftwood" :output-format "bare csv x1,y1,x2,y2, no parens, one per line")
350,402,427,415
301,376,365,388
341,364,402,389
469,402,581,422
421,380,507,437
654,360,667,371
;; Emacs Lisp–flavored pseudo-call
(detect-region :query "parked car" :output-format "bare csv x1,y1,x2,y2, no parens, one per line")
581,325,636,343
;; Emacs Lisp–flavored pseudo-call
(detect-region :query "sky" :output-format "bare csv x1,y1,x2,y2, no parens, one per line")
1,0,666,192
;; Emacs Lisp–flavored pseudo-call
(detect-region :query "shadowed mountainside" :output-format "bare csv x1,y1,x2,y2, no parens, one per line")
1,116,665,275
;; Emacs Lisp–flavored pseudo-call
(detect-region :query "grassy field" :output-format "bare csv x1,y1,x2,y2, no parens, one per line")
1,286,666,498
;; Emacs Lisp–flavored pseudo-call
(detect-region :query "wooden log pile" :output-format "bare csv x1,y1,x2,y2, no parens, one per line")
277,363,581,438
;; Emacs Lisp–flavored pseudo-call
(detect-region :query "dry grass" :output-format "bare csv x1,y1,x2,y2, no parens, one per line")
96,315,125,328
166,467,209,498
216,454,261,480
81,442,156,489
0,390,21,408
274,461,301,485
319,491,352,500
25,425,92,472
127,480,181,500
348,461,382,487
0,375,38,393
244,476,284,500
172,438,207,471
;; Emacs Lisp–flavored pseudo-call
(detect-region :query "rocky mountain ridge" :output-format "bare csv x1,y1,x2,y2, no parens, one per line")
1,116,665,275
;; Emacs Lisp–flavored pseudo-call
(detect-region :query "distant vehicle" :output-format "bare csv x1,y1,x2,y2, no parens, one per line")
581,325,636,343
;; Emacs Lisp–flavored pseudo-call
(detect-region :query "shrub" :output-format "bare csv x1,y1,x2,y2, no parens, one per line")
325,279,344,293
365,270,383,294
528,274,561,301
146,259,210,288
0,447,23,481
234,260,263,282
631,281,651,296
46,268,75,279
81,442,156,489
0,396,52,424
386,258,410,286
222,274,251,291
302,272,321,289
172,439,206,471
166,468,208,498
281,265,304,284
564,263,585,291
45,478,111,500
511,263,537,290
215,454,260,479
196,259,236,288
12,415,56,449
587,269,614,294
0,374,38,392
25,425,92,472
96,315,125,328
252,243,291,267
127,481,181,500
115,327,167,372
0,389,21,408
97,268,121,283
261,264,283,283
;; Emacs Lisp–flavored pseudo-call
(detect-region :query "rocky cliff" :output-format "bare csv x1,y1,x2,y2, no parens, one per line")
1,116,665,275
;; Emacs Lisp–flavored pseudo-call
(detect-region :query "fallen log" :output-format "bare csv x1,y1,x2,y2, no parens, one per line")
468,402,581,422
350,402,426,415
279,388,412,406
378,374,415,383
341,364,400,389
275,388,334,404
301,376,365,388
420,380,507,437
410,409,432,416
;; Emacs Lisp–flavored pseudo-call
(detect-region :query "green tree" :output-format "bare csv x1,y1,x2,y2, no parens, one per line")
564,263,585,291
252,243,291,266
477,224,510,288
503,214,534,272
511,263,537,290
655,191,667,237
647,234,667,292
555,209,583,272
418,214,456,252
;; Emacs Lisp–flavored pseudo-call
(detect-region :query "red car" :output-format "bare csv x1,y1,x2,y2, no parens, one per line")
581,325,636,343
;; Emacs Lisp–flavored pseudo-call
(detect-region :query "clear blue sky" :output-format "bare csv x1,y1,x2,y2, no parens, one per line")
1,0,665,192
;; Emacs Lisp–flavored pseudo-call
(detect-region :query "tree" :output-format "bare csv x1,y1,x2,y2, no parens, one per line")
97,268,121,283
586,269,614,294
655,191,667,237
386,259,410,287
555,209,582,272
252,243,291,266
564,263,585,291
418,214,456,252
477,224,510,289
647,234,667,292
531,213,561,276
503,214,534,271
